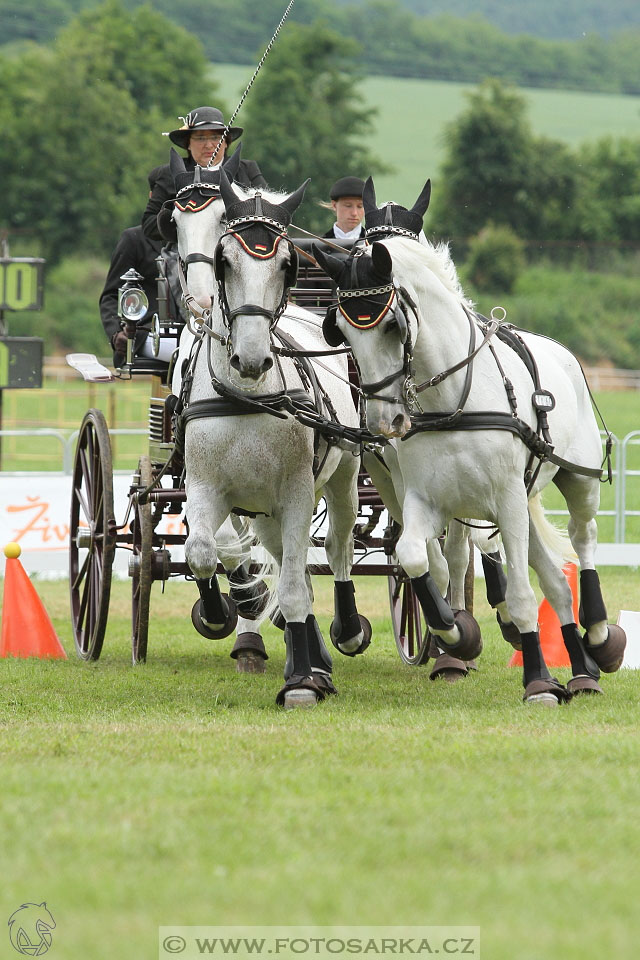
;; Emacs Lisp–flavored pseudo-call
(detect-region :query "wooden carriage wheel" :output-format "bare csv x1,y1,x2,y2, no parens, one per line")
69,409,116,660
387,561,431,666
131,455,153,664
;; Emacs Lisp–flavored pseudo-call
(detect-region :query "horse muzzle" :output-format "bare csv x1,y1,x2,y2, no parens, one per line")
366,403,411,439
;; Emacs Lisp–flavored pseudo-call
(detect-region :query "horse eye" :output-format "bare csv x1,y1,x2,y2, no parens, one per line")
383,316,398,334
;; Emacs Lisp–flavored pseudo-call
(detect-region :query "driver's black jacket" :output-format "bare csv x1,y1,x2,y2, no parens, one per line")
141,154,266,242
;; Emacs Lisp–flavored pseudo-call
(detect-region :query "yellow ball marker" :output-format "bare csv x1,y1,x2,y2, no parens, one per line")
4,542,22,559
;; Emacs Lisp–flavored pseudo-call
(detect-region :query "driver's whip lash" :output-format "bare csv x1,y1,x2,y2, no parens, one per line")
207,0,297,169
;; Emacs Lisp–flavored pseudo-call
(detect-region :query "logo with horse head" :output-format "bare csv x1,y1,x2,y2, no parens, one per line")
8,903,56,956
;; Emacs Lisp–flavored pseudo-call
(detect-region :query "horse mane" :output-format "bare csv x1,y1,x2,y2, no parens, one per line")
381,235,474,309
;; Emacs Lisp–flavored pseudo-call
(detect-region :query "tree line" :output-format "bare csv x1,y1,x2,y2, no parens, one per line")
2,0,640,95
1,0,638,365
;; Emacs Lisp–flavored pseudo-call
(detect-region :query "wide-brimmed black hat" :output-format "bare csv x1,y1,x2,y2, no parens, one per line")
165,106,243,150
330,176,365,200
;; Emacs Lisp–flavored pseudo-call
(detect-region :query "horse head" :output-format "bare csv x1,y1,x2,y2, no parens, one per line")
362,175,431,243
160,147,242,309
215,172,309,381
314,241,413,438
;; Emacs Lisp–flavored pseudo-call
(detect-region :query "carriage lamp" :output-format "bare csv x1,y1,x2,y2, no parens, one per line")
118,268,149,366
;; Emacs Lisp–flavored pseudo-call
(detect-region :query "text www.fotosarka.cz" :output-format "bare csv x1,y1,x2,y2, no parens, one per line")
159,927,480,959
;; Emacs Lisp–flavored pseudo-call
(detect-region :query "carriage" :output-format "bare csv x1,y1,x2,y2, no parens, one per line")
68,239,461,671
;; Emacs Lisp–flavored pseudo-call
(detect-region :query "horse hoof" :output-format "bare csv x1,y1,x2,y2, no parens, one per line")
567,675,603,696
525,692,560,707
230,631,268,662
191,596,238,640
430,653,468,682
523,678,572,705
331,615,372,657
235,650,266,675
438,609,482,661
283,688,319,710
497,613,522,650
587,624,626,673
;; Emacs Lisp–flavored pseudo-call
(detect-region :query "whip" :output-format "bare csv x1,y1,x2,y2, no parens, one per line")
207,0,297,169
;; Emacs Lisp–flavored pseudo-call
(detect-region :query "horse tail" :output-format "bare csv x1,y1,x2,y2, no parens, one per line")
528,492,577,564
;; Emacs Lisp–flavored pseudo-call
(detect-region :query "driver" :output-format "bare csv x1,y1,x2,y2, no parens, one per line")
142,106,266,242
100,166,168,366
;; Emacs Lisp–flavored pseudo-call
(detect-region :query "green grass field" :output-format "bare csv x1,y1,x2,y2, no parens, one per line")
1,573,639,960
214,65,640,201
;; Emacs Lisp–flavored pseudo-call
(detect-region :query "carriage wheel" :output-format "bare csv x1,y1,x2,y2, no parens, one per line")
388,561,431,665
69,409,116,660
131,455,153,664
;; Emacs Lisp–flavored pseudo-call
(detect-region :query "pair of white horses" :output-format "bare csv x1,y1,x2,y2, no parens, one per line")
168,152,624,707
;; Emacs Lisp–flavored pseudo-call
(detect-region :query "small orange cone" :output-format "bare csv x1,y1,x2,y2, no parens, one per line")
509,562,578,668
1,543,67,659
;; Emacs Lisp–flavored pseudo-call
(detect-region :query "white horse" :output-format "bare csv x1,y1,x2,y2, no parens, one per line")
314,179,625,705
166,155,370,707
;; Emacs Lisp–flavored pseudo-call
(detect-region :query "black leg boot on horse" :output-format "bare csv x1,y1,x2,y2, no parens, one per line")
579,569,626,673
307,614,338,696
330,581,372,657
561,623,603,695
411,572,483,662
521,630,572,705
191,575,238,639
276,621,327,709
481,551,522,651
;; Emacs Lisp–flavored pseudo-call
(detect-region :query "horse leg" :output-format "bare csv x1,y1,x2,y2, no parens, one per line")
323,456,372,657
396,492,482,661
255,507,328,708
554,470,626,673
498,489,571,705
527,517,602,696
428,526,472,681
216,518,268,674
185,493,238,639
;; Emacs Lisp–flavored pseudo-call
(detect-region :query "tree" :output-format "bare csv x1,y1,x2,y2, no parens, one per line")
0,0,220,261
429,79,534,241
240,21,388,234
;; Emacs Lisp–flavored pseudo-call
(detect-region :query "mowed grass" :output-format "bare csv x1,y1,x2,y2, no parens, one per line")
1,572,639,960
214,65,640,201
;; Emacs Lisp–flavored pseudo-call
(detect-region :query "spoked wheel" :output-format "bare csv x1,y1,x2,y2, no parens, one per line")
131,455,153,664
69,409,116,660
388,561,431,666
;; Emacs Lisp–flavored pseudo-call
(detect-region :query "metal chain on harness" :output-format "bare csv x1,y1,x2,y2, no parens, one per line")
207,0,297,169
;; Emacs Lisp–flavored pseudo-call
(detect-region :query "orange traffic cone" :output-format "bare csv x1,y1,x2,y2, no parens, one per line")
509,562,578,668
1,543,67,659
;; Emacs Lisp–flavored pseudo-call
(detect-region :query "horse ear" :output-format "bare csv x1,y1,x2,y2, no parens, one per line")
170,147,187,184
223,142,242,181
362,176,377,216
219,168,239,211
312,244,345,282
411,179,431,217
371,241,393,278
281,178,311,217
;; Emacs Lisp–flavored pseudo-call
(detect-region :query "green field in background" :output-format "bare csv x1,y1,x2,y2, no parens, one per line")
214,65,640,201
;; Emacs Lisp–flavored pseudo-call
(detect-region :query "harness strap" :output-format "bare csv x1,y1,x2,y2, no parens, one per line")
404,410,604,479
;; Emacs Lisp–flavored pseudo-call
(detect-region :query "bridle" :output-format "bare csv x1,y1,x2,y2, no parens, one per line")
214,205,299,330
